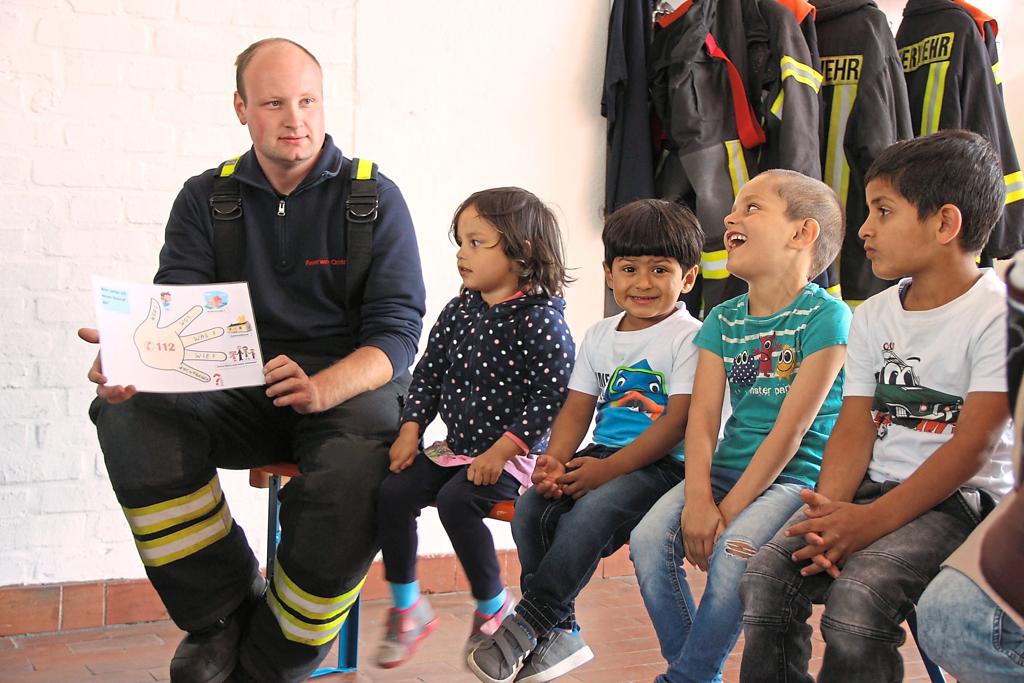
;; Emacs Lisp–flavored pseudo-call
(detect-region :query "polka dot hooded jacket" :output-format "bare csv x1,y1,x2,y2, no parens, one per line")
401,289,576,481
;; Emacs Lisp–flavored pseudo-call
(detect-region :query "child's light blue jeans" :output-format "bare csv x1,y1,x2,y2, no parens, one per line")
629,466,804,683
917,567,1024,683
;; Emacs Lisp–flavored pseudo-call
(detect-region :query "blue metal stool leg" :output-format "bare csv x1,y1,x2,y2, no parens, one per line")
266,472,358,676
907,610,946,683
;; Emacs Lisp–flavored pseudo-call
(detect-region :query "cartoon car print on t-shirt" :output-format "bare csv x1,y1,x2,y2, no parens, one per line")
871,344,963,438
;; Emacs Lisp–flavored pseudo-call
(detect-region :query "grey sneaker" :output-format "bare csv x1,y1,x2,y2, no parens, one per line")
464,595,518,660
375,597,439,668
467,613,537,683
515,628,594,682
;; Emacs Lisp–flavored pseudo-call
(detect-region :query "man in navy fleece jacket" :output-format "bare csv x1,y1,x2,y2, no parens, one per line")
79,38,425,683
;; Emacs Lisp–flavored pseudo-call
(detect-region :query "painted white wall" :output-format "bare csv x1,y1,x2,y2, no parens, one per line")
2,0,1023,587
0,0,608,586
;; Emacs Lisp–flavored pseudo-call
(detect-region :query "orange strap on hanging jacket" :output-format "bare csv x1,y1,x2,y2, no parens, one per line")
774,0,815,25
952,0,998,39
704,33,767,149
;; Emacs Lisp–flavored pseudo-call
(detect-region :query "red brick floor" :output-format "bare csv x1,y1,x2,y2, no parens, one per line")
0,574,947,682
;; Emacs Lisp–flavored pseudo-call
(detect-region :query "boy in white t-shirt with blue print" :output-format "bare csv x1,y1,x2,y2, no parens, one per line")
740,130,1015,683
467,199,704,683
629,169,851,683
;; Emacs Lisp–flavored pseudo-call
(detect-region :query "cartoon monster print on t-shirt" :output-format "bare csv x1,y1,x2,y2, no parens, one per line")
593,360,669,446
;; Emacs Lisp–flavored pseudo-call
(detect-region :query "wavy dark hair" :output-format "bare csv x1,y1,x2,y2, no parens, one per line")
450,187,572,297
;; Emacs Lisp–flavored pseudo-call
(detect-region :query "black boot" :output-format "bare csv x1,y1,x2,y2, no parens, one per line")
170,576,267,683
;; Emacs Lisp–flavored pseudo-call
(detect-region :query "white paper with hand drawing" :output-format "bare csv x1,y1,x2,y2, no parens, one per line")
91,276,265,392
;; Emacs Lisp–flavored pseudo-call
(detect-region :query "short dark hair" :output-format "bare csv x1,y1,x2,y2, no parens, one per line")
450,187,572,298
865,129,1005,253
234,38,322,103
759,169,844,279
603,199,703,271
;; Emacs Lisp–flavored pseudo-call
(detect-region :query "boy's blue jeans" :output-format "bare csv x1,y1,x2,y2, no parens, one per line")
917,567,1024,683
511,444,683,636
629,467,804,683
739,478,979,683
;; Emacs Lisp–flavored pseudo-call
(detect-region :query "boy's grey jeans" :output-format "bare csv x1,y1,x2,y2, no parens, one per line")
738,477,981,683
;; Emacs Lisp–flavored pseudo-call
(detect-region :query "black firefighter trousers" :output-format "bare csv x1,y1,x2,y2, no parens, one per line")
90,374,407,682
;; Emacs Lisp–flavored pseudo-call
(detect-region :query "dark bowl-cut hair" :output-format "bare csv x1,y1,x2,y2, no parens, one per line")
234,38,322,103
603,199,703,271
865,129,1005,253
450,187,572,298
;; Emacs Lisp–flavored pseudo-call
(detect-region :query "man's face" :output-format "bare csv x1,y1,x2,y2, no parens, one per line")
233,42,326,177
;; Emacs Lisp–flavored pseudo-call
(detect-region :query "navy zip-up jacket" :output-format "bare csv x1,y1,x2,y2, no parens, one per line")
155,135,426,376
401,290,575,457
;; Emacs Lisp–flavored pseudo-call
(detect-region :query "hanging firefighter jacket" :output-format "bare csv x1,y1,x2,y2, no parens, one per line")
649,0,823,312
953,0,999,70
811,0,913,304
604,0,657,215
777,0,821,70
897,0,1024,261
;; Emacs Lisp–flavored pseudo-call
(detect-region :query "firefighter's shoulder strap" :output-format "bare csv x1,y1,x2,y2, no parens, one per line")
209,156,245,283
344,158,380,338
208,156,380,336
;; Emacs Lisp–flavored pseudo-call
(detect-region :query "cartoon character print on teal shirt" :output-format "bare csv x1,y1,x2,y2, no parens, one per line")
729,350,759,386
871,343,963,439
727,333,801,393
593,360,668,447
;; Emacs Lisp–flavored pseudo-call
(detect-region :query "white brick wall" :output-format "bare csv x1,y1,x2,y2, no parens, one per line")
0,0,611,586
16,0,1018,590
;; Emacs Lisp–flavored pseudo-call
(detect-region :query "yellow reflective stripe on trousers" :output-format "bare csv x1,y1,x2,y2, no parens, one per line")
123,475,223,536
272,561,363,622
919,61,949,136
701,249,729,280
824,84,857,206
268,592,351,646
1005,171,1024,205
779,56,823,92
355,158,373,180
134,501,233,567
268,571,366,646
724,140,750,198
993,62,1002,86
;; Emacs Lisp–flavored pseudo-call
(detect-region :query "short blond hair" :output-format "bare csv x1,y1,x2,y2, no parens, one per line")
234,38,321,103
760,169,844,279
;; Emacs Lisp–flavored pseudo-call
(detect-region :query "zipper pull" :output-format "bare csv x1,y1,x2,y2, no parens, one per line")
277,199,286,217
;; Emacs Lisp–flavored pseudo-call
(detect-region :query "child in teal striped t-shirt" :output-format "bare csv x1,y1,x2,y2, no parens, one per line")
630,169,852,682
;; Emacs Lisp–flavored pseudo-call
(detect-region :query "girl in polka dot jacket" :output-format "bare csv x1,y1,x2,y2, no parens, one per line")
374,187,576,669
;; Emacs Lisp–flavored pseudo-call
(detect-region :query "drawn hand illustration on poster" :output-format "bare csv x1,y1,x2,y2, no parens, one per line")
133,300,227,382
